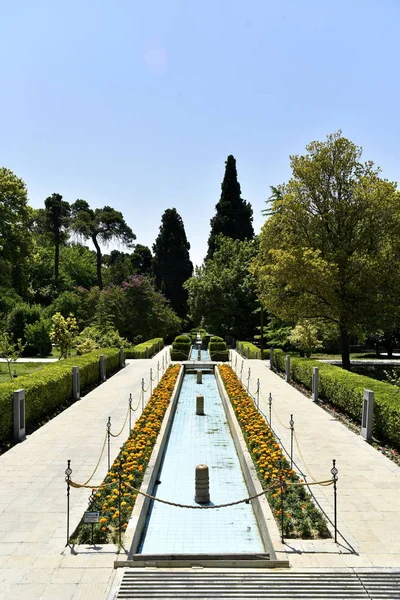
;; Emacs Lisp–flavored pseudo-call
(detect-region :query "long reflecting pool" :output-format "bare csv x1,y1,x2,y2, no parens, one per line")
139,371,264,554
190,347,210,360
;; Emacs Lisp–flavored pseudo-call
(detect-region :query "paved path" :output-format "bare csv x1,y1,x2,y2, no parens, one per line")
231,351,400,569
0,350,170,600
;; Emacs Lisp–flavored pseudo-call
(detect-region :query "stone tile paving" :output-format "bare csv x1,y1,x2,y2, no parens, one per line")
231,351,400,569
0,351,170,600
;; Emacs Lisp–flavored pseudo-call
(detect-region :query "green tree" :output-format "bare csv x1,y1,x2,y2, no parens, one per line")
289,320,323,358
131,244,153,276
50,312,78,359
0,332,25,379
251,132,400,369
0,168,32,296
185,236,258,339
153,208,193,318
43,193,71,289
24,319,52,356
71,200,136,289
207,155,254,259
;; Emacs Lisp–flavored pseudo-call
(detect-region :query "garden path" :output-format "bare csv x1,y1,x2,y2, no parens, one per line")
232,351,400,569
0,348,170,600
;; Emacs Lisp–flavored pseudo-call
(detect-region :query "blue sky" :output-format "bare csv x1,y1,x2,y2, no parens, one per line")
1,0,399,266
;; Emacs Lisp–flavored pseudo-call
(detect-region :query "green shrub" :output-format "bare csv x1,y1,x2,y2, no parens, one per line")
0,348,120,443
209,341,227,352
209,338,229,361
24,319,52,356
274,349,400,449
170,349,190,361
174,335,191,343
236,341,261,359
209,351,229,362
125,338,164,359
210,335,224,343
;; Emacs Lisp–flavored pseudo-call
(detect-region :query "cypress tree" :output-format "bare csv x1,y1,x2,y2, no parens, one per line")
207,155,254,259
153,208,193,319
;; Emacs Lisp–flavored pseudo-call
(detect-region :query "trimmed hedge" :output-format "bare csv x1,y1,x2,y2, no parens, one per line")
125,338,164,359
209,339,229,362
210,336,224,343
237,341,262,359
274,349,400,449
0,348,120,443
170,334,191,361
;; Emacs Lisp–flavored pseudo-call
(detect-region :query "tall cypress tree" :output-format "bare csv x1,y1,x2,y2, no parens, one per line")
207,155,254,259
153,208,193,319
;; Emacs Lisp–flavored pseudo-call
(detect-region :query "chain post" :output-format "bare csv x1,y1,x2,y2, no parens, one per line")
234,355,237,372
289,414,294,469
65,460,72,546
279,459,285,544
88,488,96,545
256,378,260,408
150,368,153,396
162,356,165,372
157,360,160,384
247,367,251,391
269,393,272,427
141,378,145,410
128,393,132,432
240,360,244,381
331,459,338,543
107,417,111,471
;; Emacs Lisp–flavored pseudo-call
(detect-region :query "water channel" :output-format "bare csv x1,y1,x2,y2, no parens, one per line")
139,368,264,554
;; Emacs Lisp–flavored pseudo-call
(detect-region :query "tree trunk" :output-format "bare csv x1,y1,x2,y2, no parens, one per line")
92,235,103,290
340,325,351,370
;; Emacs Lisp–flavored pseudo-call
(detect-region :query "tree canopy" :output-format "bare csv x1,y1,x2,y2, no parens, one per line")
207,155,254,259
71,200,136,289
43,193,71,289
251,132,400,368
153,208,193,319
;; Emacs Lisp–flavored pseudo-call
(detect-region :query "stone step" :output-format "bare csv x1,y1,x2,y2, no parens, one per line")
116,570,400,599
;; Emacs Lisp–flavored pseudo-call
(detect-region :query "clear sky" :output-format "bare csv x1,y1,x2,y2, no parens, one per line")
1,0,399,266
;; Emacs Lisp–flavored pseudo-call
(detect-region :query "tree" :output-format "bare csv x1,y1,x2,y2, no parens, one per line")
71,200,136,289
0,168,32,296
43,193,71,289
185,235,258,339
50,312,78,359
251,132,400,369
153,208,193,318
131,244,153,276
207,155,254,259
0,332,25,379
289,320,323,358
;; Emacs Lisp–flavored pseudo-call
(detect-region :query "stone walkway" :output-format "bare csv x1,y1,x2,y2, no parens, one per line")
0,350,169,600
1,349,400,600
231,351,400,569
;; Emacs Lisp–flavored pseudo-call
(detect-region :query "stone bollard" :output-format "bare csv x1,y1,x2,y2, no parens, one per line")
197,370,202,384
312,367,319,402
197,349,201,360
285,355,290,382
270,347,274,369
361,389,374,442
196,394,205,415
119,347,125,368
99,354,106,382
195,464,210,504
72,366,80,400
13,389,26,441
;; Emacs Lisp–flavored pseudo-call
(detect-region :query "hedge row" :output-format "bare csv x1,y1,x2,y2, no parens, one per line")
0,348,120,443
209,338,229,362
125,338,164,359
274,349,400,449
170,334,191,361
236,341,263,359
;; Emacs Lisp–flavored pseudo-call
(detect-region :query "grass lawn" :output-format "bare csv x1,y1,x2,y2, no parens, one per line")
0,362,49,384
311,352,398,361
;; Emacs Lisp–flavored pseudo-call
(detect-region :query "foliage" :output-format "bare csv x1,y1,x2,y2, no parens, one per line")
218,365,330,538
125,338,164,359
75,326,128,355
24,319,52,356
43,193,71,288
0,348,120,442
50,312,78,359
153,208,193,319
131,244,153,276
0,332,25,379
289,320,323,358
71,200,136,289
185,236,258,339
170,334,191,360
273,350,400,450
6,303,42,356
252,132,400,369
104,276,180,343
0,168,32,297
71,364,181,544
207,155,254,259
237,341,262,359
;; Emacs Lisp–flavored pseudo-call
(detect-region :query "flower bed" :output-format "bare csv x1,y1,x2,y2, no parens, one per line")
218,364,330,539
71,364,181,545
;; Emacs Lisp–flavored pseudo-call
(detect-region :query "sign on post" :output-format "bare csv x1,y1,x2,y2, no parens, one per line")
83,511,100,523
361,389,374,442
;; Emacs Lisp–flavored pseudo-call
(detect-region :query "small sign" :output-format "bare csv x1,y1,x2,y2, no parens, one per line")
83,511,100,524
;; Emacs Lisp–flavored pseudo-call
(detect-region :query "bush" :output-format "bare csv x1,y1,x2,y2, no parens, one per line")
75,325,128,355
0,348,120,443
170,350,190,361
209,338,229,362
210,335,224,343
236,341,262,359
169,334,191,360
274,349,400,449
174,335,191,343
125,338,164,359
209,341,227,352
24,319,52,356
6,303,42,355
